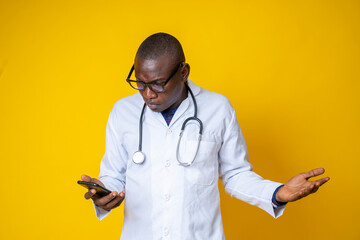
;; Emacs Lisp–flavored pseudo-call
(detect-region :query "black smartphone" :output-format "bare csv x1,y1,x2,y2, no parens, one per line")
77,181,112,197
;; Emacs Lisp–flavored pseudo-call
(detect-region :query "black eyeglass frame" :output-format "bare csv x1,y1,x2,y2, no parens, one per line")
126,62,185,93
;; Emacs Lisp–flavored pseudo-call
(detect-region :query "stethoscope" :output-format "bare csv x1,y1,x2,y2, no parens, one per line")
132,82,203,167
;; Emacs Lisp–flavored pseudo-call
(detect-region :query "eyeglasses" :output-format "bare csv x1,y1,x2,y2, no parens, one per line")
126,62,184,93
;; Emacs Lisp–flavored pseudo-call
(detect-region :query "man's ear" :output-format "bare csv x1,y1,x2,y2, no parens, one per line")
181,63,190,81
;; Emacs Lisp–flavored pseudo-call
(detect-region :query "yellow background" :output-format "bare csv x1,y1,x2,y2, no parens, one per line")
0,0,359,239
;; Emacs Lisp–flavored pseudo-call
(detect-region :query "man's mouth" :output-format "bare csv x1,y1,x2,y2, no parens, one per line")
146,102,159,108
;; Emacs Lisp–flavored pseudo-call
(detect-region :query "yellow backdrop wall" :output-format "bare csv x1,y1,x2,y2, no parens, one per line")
0,0,359,239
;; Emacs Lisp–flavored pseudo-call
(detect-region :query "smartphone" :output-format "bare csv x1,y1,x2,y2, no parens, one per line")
77,181,112,197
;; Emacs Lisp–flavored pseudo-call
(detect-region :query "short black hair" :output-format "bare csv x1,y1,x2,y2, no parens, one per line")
136,32,185,63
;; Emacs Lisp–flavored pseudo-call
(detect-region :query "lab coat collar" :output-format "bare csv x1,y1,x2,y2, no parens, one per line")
187,79,200,96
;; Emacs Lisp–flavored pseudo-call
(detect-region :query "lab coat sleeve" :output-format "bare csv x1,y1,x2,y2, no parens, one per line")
94,107,128,220
219,109,285,218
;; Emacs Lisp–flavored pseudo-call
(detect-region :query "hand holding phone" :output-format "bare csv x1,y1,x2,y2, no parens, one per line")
80,175,125,211
78,180,112,197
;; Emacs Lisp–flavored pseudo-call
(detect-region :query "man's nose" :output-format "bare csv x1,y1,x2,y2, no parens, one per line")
143,86,157,99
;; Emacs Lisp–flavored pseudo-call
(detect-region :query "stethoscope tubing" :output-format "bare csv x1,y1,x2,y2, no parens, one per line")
138,103,147,152
133,82,202,166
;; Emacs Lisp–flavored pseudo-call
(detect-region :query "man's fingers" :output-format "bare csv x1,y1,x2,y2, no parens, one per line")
303,168,325,180
84,189,96,200
94,191,118,206
103,194,125,210
112,201,122,209
83,187,125,211
81,174,91,182
306,177,329,195
119,191,125,198
315,177,330,186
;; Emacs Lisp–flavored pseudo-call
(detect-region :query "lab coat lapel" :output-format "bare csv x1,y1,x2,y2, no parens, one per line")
168,97,190,128
147,107,168,127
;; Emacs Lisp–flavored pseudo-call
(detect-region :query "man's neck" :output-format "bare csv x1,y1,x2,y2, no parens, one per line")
165,85,188,112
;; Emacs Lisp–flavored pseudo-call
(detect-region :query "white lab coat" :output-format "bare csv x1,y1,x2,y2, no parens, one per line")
95,79,285,240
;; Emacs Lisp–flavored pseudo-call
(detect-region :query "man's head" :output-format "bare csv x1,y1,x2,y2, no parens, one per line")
136,32,185,63
132,33,190,112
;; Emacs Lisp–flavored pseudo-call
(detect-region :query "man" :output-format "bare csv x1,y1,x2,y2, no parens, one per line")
81,33,329,239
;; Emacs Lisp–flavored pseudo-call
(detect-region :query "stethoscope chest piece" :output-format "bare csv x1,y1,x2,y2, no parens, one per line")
132,151,145,164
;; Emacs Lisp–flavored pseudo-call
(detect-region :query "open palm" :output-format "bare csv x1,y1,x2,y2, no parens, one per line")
276,168,330,203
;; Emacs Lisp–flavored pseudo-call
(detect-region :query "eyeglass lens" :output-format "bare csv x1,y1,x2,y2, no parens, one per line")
132,82,164,92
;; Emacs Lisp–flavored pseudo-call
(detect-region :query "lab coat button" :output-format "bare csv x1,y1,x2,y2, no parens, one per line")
167,129,172,135
165,161,170,167
164,194,170,201
163,229,169,236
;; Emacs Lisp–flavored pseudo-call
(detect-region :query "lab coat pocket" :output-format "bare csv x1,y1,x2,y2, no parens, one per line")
184,140,219,186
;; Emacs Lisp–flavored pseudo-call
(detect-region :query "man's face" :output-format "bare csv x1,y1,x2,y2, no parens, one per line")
134,54,189,112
